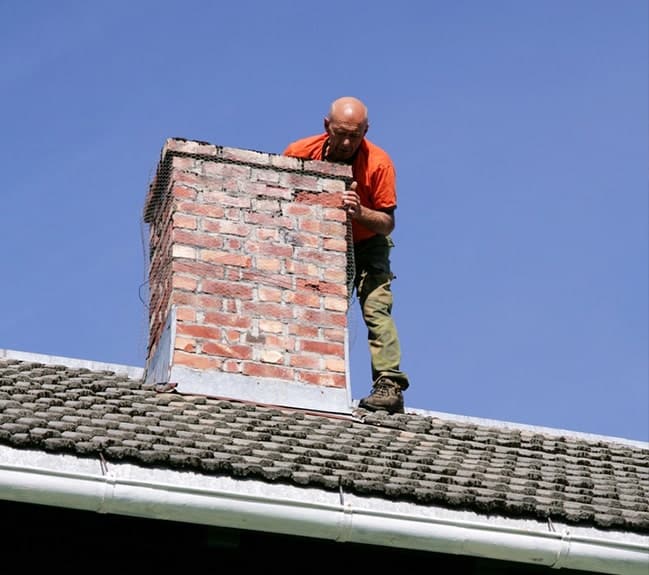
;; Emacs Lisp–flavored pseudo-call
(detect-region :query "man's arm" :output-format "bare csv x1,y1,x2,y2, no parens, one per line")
343,183,396,236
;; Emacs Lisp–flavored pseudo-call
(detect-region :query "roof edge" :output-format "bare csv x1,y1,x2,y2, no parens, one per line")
0,349,144,380
1,448,646,575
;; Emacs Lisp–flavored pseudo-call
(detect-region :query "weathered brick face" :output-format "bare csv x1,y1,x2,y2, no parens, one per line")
143,138,353,398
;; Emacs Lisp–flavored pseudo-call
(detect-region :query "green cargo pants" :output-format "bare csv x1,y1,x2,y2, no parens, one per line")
353,234,409,391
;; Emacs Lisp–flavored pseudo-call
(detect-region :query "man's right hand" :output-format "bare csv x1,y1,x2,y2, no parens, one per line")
342,181,361,218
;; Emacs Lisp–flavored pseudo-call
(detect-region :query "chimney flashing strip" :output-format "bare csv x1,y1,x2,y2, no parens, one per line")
170,364,353,414
144,305,176,388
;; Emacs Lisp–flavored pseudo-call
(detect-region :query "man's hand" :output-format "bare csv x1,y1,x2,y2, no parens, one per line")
342,181,361,218
342,181,396,236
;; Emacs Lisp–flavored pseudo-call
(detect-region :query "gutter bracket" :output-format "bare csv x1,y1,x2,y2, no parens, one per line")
336,503,354,543
551,529,572,569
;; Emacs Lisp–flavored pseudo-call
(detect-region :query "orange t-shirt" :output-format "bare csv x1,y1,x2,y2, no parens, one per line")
283,133,397,243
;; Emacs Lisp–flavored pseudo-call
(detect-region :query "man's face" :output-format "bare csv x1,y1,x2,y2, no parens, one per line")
324,118,367,161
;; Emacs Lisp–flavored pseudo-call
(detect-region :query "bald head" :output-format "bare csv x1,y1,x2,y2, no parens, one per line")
328,96,369,126
323,96,369,162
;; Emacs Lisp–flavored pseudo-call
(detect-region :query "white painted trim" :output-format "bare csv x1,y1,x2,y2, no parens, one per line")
0,446,646,575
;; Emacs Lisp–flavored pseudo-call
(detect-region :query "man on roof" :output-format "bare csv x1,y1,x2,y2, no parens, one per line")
284,96,410,414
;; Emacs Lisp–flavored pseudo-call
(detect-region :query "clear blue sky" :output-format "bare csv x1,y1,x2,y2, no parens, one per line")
1,1,647,441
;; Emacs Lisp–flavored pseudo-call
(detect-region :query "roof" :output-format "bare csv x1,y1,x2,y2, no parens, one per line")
1,351,647,538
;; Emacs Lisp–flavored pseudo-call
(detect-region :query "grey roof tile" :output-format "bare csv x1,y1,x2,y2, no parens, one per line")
0,357,647,535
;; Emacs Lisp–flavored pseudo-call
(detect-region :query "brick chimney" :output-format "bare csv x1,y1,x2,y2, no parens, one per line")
142,138,354,413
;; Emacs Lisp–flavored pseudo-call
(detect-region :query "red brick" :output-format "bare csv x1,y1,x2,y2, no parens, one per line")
203,189,252,208
289,355,322,370
165,138,221,158
201,279,254,300
172,274,198,292
201,250,252,268
297,371,346,388
242,362,294,380
220,147,270,166
173,228,223,250
173,213,198,230
203,311,252,329
300,340,345,357
294,190,340,208
202,341,252,360
172,350,221,370
177,201,225,219
177,324,222,340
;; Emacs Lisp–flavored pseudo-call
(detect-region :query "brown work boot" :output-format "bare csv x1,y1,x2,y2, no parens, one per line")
358,378,404,414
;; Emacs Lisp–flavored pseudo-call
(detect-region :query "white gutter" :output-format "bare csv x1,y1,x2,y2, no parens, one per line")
1,461,647,575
